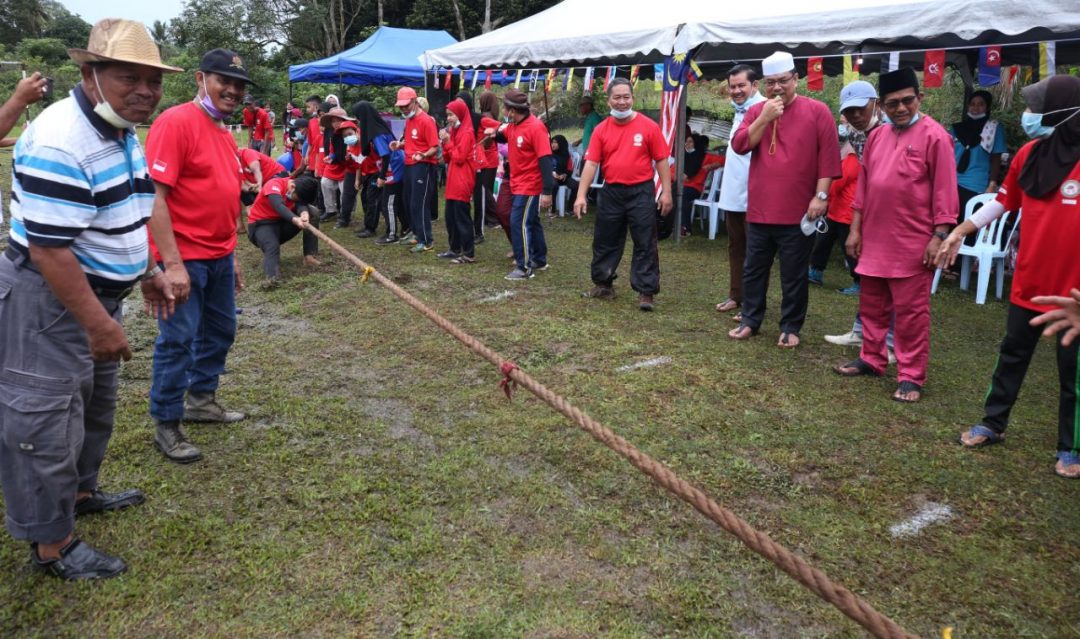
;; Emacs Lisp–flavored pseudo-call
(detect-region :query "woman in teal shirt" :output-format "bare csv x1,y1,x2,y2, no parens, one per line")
952,90,1008,222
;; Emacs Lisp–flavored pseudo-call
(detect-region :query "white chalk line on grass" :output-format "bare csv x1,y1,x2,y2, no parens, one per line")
616,356,672,372
478,290,516,303
889,502,955,539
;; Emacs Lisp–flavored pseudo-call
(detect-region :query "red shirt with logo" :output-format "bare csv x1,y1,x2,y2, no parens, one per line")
403,111,440,166
240,148,285,185
504,114,552,196
248,177,294,224
476,115,501,169
307,117,323,175
684,152,725,193
996,139,1080,312
145,101,241,260
585,114,668,185
252,108,269,142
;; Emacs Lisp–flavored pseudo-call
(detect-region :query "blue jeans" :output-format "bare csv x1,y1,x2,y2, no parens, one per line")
510,194,547,271
150,255,237,421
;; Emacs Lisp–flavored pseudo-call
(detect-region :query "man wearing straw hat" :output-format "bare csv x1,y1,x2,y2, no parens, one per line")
0,18,180,579
144,47,254,464
729,51,840,348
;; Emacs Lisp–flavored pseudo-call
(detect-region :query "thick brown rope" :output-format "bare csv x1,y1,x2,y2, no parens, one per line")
306,226,918,639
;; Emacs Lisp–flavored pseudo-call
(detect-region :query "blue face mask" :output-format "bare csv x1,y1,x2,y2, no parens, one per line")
343,134,358,146
1021,106,1080,139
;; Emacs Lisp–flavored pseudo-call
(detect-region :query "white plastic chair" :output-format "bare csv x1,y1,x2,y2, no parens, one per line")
931,193,1014,304
555,152,583,217
692,168,724,240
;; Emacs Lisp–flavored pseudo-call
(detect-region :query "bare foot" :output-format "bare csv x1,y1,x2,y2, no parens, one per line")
728,325,756,340
304,255,321,267
777,333,801,348
715,298,739,312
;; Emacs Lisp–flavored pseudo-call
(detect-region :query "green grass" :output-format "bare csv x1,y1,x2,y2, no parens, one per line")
1,141,1078,638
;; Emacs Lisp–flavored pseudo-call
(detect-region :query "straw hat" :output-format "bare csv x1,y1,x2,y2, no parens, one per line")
319,107,355,128
68,18,183,73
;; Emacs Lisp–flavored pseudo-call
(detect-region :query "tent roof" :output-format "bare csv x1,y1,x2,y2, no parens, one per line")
422,0,1080,69
291,26,458,86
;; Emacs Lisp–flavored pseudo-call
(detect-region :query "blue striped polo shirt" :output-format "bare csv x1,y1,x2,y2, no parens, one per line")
8,85,154,289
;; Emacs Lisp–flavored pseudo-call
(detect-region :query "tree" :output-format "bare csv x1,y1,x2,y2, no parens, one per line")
0,0,49,47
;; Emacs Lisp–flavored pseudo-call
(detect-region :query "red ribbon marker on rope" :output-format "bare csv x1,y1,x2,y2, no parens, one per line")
499,362,518,400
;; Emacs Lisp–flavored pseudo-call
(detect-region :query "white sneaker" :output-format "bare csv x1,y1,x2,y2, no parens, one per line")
888,349,897,365
824,330,863,346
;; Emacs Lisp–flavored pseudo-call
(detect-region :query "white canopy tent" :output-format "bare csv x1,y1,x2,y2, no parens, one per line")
423,0,1080,69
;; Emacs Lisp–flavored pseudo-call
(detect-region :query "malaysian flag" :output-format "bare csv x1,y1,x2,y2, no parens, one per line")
656,53,691,197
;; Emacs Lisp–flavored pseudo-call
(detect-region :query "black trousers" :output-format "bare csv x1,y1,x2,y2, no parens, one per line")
982,303,1080,454
380,182,404,237
591,181,660,295
248,217,319,279
340,171,358,225
741,222,814,333
446,199,475,257
360,174,380,232
473,167,497,236
809,219,857,282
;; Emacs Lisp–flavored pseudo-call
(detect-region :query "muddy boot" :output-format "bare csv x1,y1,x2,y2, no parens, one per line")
184,392,245,423
154,419,202,464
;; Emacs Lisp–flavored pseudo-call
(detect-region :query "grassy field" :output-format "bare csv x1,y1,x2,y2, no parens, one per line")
0,140,1078,639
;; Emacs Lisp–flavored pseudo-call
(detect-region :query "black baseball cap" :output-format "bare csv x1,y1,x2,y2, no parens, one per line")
199,48,255,85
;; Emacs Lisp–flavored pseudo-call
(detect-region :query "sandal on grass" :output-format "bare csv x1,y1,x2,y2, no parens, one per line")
728,324,758,340
778,332,801,349
892,380,922,403
715,298,739,313
832,358,882,377
959,424,1005,448
731,312,743,323
1055,452,1080,479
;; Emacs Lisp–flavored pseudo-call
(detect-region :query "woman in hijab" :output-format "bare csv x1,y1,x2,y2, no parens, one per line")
550,134,578,217
671,131,723,239
352,101,408,242
439,98,478,263
952,90,1008,221
937,76,1080,479
472,90,501,241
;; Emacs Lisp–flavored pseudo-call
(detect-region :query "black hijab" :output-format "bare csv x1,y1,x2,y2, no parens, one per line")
351,101,392,153
1019,75,1080,199
551,135,571,176
456,90,482,131
684,133,709,178
953,90,993,174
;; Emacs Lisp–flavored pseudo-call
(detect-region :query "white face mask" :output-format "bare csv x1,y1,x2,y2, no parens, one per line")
610,108,634,119
91,67,141,129
967,111,987,120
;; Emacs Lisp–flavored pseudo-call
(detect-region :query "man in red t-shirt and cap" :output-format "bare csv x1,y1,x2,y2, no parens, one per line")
144,48,253,464
574,78,672,310
390,86,440,252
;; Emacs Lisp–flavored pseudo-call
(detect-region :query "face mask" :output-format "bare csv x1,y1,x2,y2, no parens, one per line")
837,124,849,141
967,111,987,120
402,109,417,120
343,134,358,146
610,108,633,119
1021,106,1080,138
91,67,140,129
199,79,228,120
888,112,920,130
864,113,880,131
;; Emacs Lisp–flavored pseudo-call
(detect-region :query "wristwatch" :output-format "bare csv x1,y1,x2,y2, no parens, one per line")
933,231,949,241
140,265,163,281
815,191,828,201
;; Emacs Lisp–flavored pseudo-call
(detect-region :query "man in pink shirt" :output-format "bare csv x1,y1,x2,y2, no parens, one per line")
836,68,958,403
729,51,840,347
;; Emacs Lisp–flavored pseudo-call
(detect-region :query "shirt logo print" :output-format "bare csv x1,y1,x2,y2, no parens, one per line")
1061,180,1080,199
633,133,643,147
411,128,418,139
152,160,168,173
516,135,524,148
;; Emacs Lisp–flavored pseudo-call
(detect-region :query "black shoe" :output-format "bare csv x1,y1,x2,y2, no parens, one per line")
335,221,351,229
318,211,337,223
375,234,398,245
436,251,459,259
75,489,145,517
474,235,485,244
355,229,375,238
32,539,126,581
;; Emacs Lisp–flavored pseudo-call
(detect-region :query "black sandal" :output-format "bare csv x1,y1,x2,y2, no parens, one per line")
832,358,881,377
892,381,923,403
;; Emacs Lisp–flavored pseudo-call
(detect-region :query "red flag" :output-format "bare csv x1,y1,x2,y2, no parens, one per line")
807,57,824,91
923,50,945,88
484,69,492,89
604,66,614,91
443,68,452,91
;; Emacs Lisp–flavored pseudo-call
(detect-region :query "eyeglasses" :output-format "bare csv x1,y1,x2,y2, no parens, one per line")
764,73,796,88
882,95,919,109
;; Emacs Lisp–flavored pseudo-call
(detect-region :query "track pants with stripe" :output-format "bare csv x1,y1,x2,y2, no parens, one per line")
510,194,547,271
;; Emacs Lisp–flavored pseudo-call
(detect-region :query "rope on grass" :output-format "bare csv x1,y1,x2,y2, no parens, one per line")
307,225,918,639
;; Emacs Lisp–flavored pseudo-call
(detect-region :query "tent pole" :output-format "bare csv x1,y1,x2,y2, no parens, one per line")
673,82,688,246
543,80,550,121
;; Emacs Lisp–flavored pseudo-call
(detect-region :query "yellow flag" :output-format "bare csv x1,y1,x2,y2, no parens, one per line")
1039,42,1056,78
843,55,858,84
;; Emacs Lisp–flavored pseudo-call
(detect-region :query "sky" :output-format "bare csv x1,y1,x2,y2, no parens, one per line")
59,0,188,29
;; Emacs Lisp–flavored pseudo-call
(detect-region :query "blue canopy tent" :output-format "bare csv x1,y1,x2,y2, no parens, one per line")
289,26,458,86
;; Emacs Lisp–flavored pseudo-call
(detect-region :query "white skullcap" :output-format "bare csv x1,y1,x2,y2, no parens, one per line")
762,51,795,77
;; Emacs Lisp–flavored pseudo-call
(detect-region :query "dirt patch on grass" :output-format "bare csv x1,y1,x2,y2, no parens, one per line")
238,303,313,336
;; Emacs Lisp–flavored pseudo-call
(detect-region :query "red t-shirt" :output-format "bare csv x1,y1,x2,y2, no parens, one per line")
684,152,725,193
261,114,274,141
504,114,552,196
240,148,285,185
248,177,294,224
996,139,1080,312
477,115,501,169
826,153,859,225
307,117,323,176
242,108,255,129
146,102,241,261
359,151,379,176
585,114,668,185
252,108,268,141
403,111,439,165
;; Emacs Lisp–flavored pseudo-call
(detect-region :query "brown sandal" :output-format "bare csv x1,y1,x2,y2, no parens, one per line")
728,324,758,340
715,298,739,313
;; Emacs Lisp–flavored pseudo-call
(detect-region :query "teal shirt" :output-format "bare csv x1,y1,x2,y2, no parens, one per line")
581,111,603,153
952,121,1007,192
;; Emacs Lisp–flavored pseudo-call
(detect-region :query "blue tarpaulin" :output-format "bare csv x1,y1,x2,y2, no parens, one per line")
289,26,457,86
